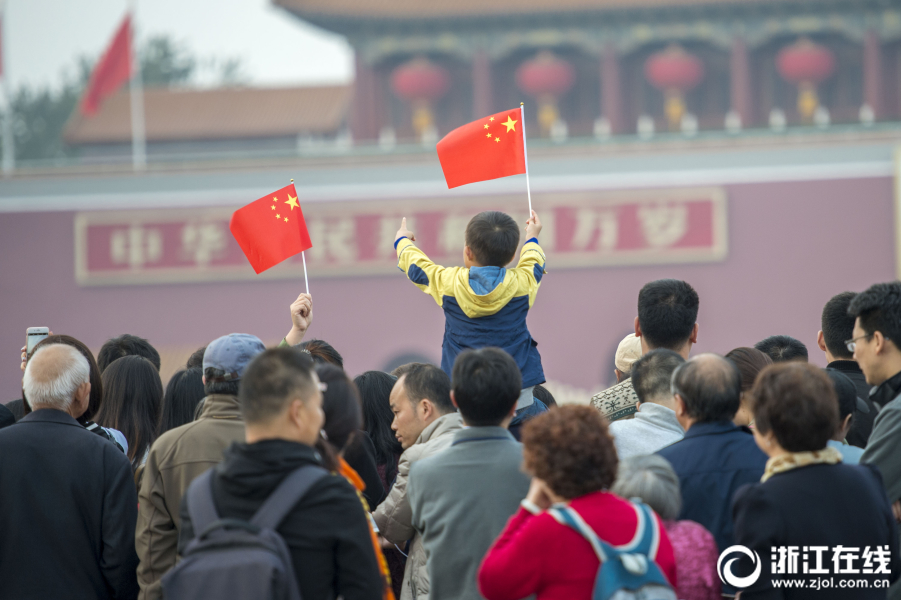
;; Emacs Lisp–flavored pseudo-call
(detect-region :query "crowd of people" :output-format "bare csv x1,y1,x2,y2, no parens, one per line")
2,209,901,600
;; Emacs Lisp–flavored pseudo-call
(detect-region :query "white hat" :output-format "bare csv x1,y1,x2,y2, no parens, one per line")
614,333,643,374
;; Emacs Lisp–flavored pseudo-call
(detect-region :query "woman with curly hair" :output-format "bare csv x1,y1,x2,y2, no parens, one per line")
478,405,677,600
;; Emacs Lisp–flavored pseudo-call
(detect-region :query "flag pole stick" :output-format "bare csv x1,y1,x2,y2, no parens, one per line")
291,179,310,295
302,251,309,295
519,102,533,215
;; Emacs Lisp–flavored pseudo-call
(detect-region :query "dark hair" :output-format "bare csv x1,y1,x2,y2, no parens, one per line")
203,368,241,397
299,339,344,368
631,349,684,404
96,356,163,468
820,292,857,359
465,211,520,267
354,371,403,480
637,279,699,350
157,368,205,435
401,363,455,415
392,362,427,378
522,405,618,500
451,348,521,426
672,354,741,423
824,368,858,421
316,364,363,451
532,384,557,408
725,347,773,392
750,362,838,452
239,348,317,425
30,335,103,421
848,282,901,347
97,334,161,373
754,335,809,363
186,346,206,369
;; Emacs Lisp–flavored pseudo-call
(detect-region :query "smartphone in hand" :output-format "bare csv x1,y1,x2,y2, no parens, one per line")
26,327,50,354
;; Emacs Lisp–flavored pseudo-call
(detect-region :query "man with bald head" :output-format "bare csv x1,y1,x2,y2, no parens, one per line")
657,353,768,555
0,343,139,599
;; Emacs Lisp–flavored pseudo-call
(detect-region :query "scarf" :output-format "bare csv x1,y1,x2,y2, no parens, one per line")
761,446,842,483
337,457,397,600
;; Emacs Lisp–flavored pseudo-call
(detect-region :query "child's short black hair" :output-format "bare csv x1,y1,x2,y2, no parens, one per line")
464,211,520,267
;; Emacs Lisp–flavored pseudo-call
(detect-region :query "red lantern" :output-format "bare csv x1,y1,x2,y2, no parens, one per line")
391,58,450,103
516,51,575,98
776,38,835,121
644,45,705,92
644,45,705,130
515,51,575,136
776,39,835,84
391,58,450,140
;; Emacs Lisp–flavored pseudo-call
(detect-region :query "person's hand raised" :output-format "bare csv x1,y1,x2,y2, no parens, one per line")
525,210,542,239
395,217,415,243
285,293,312,346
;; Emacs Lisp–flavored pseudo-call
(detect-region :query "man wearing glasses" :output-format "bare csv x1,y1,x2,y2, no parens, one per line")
853,283,901,532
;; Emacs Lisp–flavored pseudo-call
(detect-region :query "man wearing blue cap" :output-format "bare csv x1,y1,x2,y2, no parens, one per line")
136,332,269,600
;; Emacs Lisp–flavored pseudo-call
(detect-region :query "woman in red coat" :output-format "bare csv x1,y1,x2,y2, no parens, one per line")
478,405,677,600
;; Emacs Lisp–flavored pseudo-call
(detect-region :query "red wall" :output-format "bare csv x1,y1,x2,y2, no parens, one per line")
1,175,895,399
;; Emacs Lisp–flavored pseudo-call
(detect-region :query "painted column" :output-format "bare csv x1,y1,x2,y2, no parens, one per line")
351,55,379,141
864,29,883,119
730,36,753,127
472,49,493,118
601,43,624,134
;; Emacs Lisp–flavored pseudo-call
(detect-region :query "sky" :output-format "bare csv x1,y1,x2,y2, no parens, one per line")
5,0,354,91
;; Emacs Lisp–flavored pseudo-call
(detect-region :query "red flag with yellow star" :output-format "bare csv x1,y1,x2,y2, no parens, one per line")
230,183,312,274
437,108,526,189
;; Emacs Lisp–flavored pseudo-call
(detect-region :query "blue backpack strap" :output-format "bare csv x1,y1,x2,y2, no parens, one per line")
629,502,661,560
186,469,219,537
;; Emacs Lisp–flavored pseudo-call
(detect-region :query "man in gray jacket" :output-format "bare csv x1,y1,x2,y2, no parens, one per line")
373,363,463,600
855,282,901,600
408,348,531,600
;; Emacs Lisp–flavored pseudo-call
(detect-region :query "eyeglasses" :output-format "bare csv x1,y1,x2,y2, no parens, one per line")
845,333,874,353
317,382,328,392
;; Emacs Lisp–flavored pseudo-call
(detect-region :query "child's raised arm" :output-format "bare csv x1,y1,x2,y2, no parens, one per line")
395,217,457,307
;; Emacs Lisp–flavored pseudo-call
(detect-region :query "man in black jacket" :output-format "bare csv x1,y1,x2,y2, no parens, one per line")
816,291,877,446
0,343,139,600
178,347,382,600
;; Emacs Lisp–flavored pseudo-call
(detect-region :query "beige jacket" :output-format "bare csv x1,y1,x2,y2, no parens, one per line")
135,394,245,600
373,412,464,600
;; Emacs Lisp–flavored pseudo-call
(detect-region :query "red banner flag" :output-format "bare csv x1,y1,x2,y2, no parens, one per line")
436,108,527,189
230,184,313,274
80,15,132,116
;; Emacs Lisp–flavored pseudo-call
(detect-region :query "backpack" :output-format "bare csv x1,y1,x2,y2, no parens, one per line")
549,501,677,600
161,464,328,600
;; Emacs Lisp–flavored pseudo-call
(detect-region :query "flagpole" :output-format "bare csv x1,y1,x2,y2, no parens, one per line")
301,252,309,294
0,0,14,177
128,0,146,171
291,179,310,294
519,102,532,215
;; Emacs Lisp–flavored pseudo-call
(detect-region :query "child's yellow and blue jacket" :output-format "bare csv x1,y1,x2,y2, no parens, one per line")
395,236,547,387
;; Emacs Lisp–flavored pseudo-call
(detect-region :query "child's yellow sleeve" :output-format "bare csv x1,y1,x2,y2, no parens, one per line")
514,238,547,307
396,237,459,307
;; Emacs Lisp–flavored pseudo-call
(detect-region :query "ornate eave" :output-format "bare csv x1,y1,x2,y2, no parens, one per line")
275,0,900,64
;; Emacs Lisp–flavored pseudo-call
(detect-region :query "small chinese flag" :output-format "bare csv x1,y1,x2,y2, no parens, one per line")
80,15,132,116
436,108,526,189
230,184,313,274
